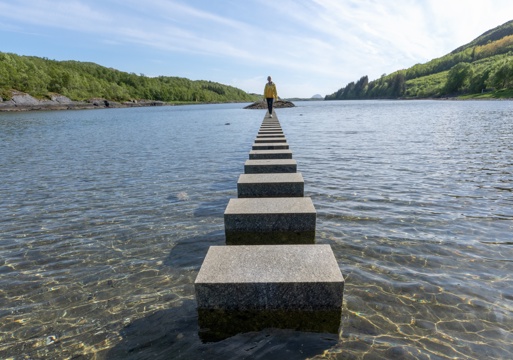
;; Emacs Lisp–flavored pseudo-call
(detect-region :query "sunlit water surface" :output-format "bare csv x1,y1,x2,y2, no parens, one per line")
0,101,512,359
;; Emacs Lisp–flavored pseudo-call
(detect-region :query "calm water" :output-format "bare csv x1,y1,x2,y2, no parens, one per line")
0,100,512,359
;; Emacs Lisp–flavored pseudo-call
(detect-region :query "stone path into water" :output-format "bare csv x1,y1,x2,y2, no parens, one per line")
194,111,345,342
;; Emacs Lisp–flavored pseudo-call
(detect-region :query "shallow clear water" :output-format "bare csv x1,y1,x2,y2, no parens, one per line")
0,101,512,359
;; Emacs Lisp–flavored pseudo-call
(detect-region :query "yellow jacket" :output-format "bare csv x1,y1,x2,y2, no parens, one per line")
264,82,278,99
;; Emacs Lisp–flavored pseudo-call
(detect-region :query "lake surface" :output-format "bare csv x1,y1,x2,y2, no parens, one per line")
0,100,512,359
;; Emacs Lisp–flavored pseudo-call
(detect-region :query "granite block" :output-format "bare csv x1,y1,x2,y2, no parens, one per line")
258,132,284,136
249,150,293,159
237,172,304,197
256,133,285,138
224,197,315,244
244,159,297,173
254,137,287,143
195,244,344,340
195,245,343,310
252,142,289,150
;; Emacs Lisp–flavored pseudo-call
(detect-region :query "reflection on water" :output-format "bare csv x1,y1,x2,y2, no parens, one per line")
1,101,512,359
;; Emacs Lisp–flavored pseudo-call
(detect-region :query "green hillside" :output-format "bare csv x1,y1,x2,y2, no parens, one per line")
0,53,258,103
326,20,513,100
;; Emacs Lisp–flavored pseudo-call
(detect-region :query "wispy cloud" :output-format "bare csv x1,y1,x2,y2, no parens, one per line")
0,1,111,30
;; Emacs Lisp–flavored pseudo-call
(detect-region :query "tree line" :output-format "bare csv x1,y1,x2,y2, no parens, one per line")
326,20,513,100
0,52,258,103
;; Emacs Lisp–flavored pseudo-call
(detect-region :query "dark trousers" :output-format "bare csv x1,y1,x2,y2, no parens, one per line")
266,98,274,115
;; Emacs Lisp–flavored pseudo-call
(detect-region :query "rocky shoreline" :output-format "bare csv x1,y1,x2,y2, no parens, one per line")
0,91,166,112
0,91,296,112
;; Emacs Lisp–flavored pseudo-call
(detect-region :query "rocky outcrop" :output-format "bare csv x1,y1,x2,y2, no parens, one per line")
244,99,295,109
48,94,73,104
11,91,40,106
0,91,76,111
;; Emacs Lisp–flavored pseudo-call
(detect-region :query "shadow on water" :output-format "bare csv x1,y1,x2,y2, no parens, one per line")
164,230,225,270
107,230,339,359
106,298,339,360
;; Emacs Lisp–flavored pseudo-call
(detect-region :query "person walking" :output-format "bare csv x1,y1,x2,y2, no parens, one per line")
263,76,278,118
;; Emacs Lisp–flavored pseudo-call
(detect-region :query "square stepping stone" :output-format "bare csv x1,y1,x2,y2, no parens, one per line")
249,150,293,159
195,244,343,310
224,197,315,244
237,172,304,197
252,142,289,150
244,159,297,173
195,244,344,340
254,137,287,143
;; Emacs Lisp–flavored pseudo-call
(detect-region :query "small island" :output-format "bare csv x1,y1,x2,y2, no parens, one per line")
244,99,295,109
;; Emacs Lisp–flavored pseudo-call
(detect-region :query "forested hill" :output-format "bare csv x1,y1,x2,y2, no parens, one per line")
326,19,513,100
0,52,258,103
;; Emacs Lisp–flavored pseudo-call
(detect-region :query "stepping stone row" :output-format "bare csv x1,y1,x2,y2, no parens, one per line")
195,113,344,341
230,116,312,243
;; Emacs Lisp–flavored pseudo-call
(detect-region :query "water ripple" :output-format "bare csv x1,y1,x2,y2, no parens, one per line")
1,102,512,359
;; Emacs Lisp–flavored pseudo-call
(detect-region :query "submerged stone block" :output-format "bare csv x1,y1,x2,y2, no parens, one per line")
198,308,341,342
254,137,287,143
237,172,304,197
249,149,293,159
252,142,289,150
195,244,344,340
258,132,284,137
244,159,297,173
256,133,285,138
224,197,315,244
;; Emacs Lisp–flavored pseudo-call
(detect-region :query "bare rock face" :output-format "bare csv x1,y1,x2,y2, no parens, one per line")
0,91,81,110
50,94,73,104
244,100,295,109
11,91,40,105
39,94,74,106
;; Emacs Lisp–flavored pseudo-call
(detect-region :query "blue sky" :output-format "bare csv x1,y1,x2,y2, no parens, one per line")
1,0,512,98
